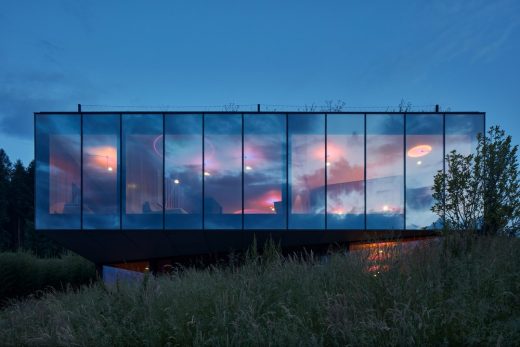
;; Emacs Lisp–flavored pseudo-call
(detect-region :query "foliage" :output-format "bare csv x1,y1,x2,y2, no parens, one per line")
0,236,519,346
398,98,412,112
480,127,520,235
0,149,12,250
7,160,32,250
432,150,482,231
432,126,520,236
0,251,96,304
223,103,240,112
322,100,346,112
0,149,65,256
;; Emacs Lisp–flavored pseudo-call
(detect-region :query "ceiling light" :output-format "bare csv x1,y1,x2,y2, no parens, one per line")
407,145,432,158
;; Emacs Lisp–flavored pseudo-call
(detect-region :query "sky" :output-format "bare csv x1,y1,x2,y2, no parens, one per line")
1,0,519,165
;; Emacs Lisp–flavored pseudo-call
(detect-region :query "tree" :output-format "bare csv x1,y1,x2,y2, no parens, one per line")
432,126,520,236
0,152,65,255
432,151,482,232
8,160,32,249
480,127,520,236
0,149,12,250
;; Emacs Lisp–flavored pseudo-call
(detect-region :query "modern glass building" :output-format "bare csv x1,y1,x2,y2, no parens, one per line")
34,111,484,265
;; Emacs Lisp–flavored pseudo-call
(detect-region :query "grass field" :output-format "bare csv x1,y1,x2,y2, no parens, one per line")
1,235,519,346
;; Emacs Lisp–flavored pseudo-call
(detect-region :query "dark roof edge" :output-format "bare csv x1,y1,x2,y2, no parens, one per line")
34,111,486,115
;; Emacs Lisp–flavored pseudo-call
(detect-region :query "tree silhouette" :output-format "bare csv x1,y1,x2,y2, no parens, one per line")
432,126,520,236
0,149,12,250
0,149,64,256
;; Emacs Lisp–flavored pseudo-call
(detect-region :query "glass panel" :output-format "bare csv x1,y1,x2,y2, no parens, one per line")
83,115,120,229
35,114,81,229
366,114,404,229
244,114,286,229
327,114,365,229
165,114,202,229
122,114,163,229
204,114,242,229
445,114,484,156
288,114,325,229
406,115,443,229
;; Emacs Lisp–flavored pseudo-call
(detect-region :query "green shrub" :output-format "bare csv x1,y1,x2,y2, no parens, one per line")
0,251,96,303
0,236,519,346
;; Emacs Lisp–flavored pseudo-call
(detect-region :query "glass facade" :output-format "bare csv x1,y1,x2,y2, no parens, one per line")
35,112,484,232
366,114,404,229
445,114,484,156
122,115,163,229
289,114,325,229
327,114,365,229
35,114,81,229
164,114,202,229
204,114,242,229
83,115,120,229
244,114,286,229
405,115,443,229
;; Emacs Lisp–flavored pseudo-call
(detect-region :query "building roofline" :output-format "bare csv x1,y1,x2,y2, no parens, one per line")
34,111,486,115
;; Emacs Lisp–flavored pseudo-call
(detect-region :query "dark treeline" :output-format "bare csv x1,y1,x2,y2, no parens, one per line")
0,149,64,257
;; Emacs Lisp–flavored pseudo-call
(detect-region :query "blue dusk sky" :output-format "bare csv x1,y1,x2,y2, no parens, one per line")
1,0,519,164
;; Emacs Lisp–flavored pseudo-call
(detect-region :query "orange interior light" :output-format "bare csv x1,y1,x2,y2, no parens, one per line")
407,144,432,158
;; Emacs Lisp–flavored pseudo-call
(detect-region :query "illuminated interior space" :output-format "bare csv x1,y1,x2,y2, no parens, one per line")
34,111,484,264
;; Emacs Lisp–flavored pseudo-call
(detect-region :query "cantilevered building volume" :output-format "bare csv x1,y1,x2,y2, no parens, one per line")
34,110,484,268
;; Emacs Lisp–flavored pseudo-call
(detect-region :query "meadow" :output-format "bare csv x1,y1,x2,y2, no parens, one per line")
0,235,519,346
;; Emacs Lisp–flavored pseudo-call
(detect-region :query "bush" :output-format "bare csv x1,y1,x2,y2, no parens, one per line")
0,252,96,303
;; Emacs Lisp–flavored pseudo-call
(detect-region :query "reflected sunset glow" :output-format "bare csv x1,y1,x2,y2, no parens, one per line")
85,146,117,171
313,142,343,161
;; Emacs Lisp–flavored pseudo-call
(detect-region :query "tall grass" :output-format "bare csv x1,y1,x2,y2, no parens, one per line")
0,251,96,303
1,236,519,346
